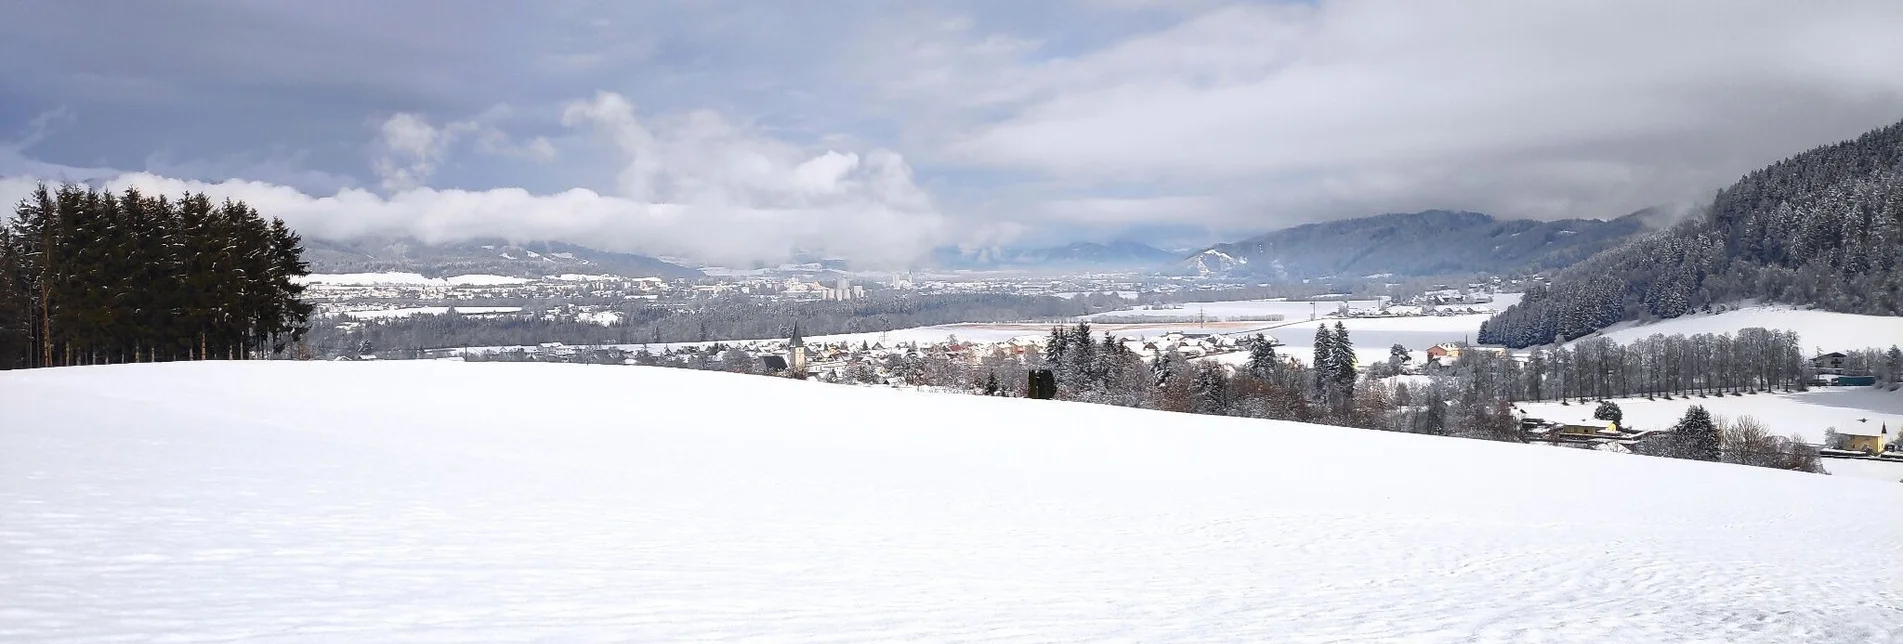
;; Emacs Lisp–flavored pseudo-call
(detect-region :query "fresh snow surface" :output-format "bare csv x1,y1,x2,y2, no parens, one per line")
1593,304,1903,353
340,306,524,320
1082,299,1383,322
443,274,530,286
299,273,530,287
1518,387,1903,445
577,310,623,326
1266,314,1499,368
3,362,1899,643
296,272,442,286
1818,457,1903,483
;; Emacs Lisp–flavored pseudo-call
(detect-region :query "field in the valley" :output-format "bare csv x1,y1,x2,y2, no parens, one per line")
2,361,1898,643
1517,387,1903,445
1591,304,1903,353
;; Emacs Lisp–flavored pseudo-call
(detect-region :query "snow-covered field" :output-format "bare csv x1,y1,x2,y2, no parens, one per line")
298,272,531,286
3,362,1899,642
339,306,524,320
1082,299,1382,322
1819,457,1903,483
1592,304,1903,352
1517,387,1903,445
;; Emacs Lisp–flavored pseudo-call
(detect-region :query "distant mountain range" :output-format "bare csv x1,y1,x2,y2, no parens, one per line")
301,210,1663,282
1177,209,1658,279
303,237,703,279
928,241,1181,271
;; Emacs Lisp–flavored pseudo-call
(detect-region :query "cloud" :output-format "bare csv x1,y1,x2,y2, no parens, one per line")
371,109,557,192
883,0,1903,226
372,113,464,192
6,91,946,267
6,1,1903,257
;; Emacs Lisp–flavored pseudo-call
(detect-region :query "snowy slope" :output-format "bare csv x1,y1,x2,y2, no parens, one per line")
3,362,1900,643
1517,388,1903,445
1593,304,1903,352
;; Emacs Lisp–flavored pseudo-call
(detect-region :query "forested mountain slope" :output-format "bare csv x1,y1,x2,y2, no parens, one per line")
928,241,1178,271
1180,210,1652,279
1480,119,1903,348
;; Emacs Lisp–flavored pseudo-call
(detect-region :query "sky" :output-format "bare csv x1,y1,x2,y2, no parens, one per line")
3,0,1902,267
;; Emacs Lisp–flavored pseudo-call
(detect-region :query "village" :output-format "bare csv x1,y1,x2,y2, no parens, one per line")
448,317,1900,476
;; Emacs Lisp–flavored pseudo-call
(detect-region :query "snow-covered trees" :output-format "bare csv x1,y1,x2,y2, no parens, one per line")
1719,415,1822,473
1481,119,1903,348
1243,334,1278,379
1673,406,1721,462
1594,401,1624,428
1311,323,1357,412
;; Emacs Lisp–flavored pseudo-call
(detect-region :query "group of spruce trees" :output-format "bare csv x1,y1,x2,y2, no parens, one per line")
0,184,312,369
1480,117,1903,348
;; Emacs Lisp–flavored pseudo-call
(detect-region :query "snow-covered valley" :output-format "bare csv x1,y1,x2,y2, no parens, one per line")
2,362,1899,642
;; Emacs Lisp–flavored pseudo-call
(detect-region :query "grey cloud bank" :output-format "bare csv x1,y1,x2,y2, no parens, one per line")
2,0,1901,265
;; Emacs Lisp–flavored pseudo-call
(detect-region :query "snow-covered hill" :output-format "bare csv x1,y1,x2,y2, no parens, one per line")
3,362,1899,642
1593,304,1903,353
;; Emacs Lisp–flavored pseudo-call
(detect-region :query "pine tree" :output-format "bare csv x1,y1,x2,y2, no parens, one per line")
1330,322,1357,393
1674,405,1720,461
1191,360,1229,415
1312,324,1335,394
1593,400,1624,429
0,184,313,368
1244,334,1278,378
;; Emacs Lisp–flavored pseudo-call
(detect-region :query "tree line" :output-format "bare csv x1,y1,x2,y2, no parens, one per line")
1481,117,1903,347
0,184,312,369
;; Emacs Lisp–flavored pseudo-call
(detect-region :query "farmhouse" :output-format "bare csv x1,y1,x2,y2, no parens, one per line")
1810,352,1848,375
1835,425,1889,455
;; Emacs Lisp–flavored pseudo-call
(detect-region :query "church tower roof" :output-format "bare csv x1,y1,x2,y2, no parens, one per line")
789,323,805,348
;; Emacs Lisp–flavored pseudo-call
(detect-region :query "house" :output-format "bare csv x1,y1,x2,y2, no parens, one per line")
1426,343,1462,362
1836,425,1889,455
760,355,789,373
1556,421,1618,437
1810,352,1848,375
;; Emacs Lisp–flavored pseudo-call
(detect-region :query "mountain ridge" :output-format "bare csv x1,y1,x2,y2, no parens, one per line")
303,236,704,279
1178,209,1657,279
927,240,1180,271
1478,117,1903,348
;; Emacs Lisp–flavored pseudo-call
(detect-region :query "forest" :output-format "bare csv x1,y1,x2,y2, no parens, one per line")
0,184,312,369
1480,118,1903,347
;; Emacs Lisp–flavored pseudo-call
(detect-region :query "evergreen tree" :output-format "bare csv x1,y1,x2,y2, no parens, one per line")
1312,324,1336,394
0,184,311,368
1190,360,1230,415
1593,400,1624,429
1674,405,1721,461
1244,333,1278,378
1330,322,1357,391
1387,343,1410,371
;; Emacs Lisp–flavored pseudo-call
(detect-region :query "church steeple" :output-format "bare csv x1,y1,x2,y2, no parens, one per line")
788,323,808,375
